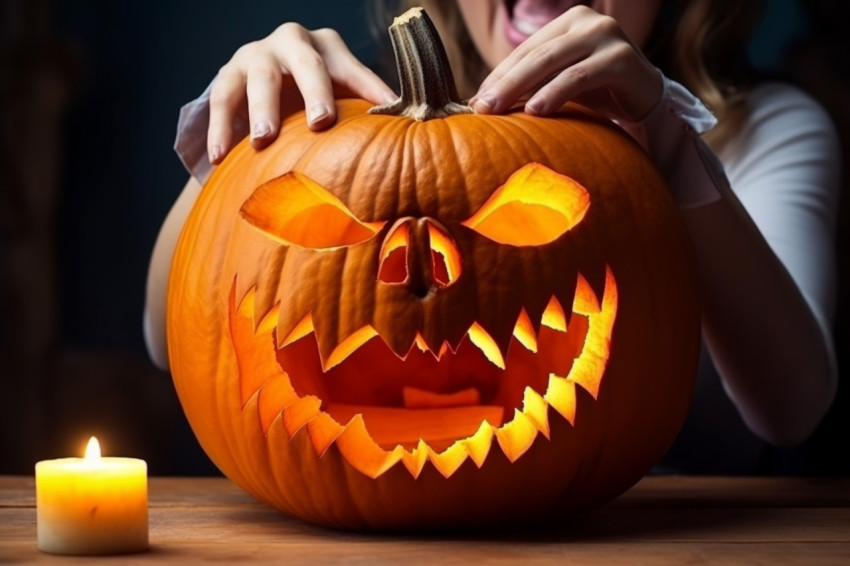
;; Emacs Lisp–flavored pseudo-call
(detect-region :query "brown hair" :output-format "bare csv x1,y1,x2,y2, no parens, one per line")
372,0,762,151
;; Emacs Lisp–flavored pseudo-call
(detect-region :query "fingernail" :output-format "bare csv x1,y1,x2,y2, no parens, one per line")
251,120,272,140
209,145,222,163
525,98,544,116
382,91,398,104
307,102,330,125
472,91,496,114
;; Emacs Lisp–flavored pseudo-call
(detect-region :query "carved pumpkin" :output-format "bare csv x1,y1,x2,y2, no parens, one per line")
167,8,700,530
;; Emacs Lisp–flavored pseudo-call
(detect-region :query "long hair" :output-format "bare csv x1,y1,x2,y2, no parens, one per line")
371,0,761,151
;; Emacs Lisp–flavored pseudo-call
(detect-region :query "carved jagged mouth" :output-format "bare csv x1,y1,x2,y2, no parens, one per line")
230,268,617,479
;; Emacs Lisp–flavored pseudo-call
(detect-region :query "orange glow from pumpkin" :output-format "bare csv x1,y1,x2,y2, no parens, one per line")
279,313,315,349
228,265,618,479
541,296,567,331
466,322,506,369
403,386,482,408
324,326,379,370
240,171,385,249
461,163,590,246
512,309,538,353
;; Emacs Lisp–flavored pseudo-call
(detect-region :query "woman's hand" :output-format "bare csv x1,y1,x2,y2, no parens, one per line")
469,6,662,123
207,23,397,164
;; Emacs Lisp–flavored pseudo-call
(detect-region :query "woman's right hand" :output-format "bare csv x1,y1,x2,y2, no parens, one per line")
207,23,397,164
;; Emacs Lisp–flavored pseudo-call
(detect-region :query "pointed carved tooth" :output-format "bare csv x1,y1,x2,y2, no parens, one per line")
237,285,258,320
567,268,618,399
495,409,539,463
545,374,577,425
335,414,404,479
467,322,505,369
437,341,449,359
278,313,314,349
322,326,379,371
256,302,280,336
512,308,538,353
521,387,550,439
463,421,496,468
231,284,289,406
282,395,323,437
400,440,431,478
541,296,567,332
306,411,345,457
573,272,601,315
428,440,470,478
257,375,299,434
413,333,430,354
463,420,496,468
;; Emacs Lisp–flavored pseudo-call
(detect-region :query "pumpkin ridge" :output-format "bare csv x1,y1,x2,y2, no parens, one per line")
341,112,407,221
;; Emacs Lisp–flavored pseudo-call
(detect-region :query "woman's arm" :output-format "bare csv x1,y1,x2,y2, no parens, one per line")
144,176,202,370
626,81,839,446
684,85,840,445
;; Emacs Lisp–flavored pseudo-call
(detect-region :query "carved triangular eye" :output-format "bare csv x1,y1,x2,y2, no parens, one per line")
461,163,590,246
240,171,385,249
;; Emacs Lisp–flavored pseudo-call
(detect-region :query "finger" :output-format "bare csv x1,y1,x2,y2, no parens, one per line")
524,59,604,116
274,25,337,130
246,62,283,149
313,28,397,104
473,38,586,115
474,9,580,98
527,42,662,120
208,65,247,164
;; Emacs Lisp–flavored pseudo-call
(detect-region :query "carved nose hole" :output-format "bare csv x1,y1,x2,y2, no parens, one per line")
377,219,410,285
427,220,461,289
377,217,461,294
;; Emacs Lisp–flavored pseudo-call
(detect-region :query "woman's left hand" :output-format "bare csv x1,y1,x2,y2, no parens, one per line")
469,6,663,123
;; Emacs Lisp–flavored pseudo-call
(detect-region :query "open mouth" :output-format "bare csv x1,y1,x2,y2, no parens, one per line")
230,267,616,479
504,0,590,44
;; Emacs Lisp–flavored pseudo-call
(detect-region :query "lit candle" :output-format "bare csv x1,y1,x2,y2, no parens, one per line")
35,437,148,555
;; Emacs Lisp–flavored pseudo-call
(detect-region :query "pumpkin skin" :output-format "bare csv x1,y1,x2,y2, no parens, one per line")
167,95,700,530
168,1,697,532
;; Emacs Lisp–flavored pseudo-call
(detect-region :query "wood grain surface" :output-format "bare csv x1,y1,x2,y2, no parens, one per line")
1,475,848,564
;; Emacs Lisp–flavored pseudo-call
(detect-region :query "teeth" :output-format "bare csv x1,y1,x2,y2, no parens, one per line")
232,268,617,478
274,277,599,374
513,17,543,36
279,291,579,372
512,309,538,353
466,322,506,369
542,296,568,332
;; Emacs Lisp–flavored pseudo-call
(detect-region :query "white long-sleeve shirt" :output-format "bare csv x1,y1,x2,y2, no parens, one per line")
644,82,841,472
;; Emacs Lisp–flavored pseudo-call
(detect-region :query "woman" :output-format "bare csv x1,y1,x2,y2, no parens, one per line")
145,0,840,472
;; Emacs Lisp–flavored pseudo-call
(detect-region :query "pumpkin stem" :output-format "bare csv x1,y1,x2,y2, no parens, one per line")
369,7,472,121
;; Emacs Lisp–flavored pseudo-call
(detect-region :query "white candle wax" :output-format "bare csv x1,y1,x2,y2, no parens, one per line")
35,437,149,555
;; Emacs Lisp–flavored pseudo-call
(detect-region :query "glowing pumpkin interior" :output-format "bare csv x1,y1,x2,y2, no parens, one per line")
232,162,618,479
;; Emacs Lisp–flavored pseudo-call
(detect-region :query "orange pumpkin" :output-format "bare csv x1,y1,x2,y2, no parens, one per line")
167,8,700,530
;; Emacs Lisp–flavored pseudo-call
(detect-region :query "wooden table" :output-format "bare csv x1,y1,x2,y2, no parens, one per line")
1,475,848,564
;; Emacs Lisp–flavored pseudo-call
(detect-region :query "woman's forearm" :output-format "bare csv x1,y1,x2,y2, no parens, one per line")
683,185,837,446
143,177,202,371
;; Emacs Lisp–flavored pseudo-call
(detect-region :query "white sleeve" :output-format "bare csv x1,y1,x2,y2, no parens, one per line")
623,78,839,376
617,72,727,209
719,83,841,361
173,82,249,184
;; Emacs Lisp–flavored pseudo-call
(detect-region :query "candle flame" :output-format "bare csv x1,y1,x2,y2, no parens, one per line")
84,436,101,462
